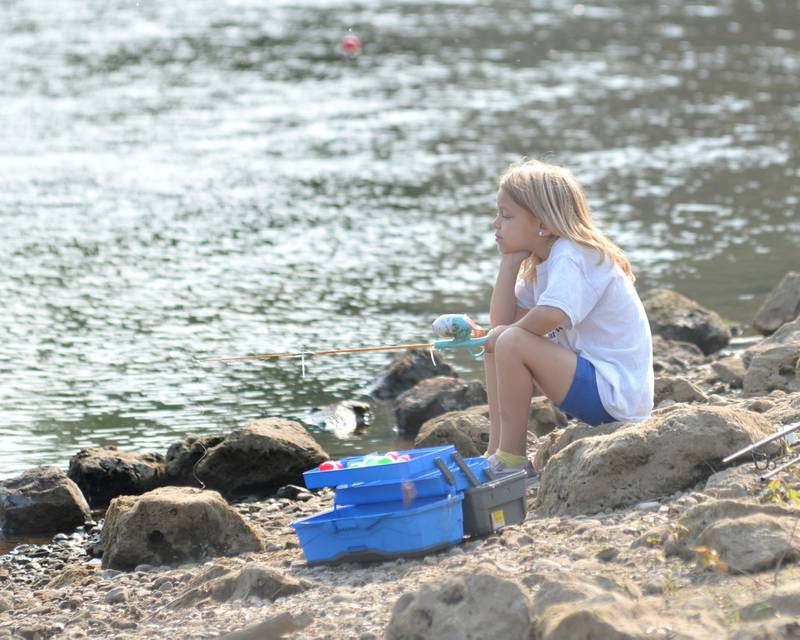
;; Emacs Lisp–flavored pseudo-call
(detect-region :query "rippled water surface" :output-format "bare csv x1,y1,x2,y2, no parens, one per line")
1,0,798,477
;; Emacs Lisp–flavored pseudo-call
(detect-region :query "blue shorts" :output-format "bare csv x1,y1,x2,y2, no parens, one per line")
557,355,616,426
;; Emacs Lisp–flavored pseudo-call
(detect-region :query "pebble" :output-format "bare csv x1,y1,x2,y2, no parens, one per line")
530,559,563,572
643,577,667,594
635,501,661,512
596,546,620,562
134,564,156,573
105,587,129,604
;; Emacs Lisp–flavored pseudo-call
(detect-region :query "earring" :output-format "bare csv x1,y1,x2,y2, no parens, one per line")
538,230,544,236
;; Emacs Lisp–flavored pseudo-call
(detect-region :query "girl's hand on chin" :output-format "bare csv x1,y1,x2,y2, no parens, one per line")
501,250,531,262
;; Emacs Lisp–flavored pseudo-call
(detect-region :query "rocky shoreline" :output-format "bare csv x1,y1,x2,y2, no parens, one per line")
1,278,800,639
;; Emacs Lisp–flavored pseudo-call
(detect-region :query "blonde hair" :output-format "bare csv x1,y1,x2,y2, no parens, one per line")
498,159,635,283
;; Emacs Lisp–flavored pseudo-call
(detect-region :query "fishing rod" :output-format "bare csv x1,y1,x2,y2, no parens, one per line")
199,314,488,366
723,420,800,482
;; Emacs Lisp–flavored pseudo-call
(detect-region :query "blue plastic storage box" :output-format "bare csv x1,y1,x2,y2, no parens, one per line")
334,456,488,506
302,445,456,489
291,493,464,564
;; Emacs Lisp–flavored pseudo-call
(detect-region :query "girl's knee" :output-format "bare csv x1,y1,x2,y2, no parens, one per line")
494,326,530,358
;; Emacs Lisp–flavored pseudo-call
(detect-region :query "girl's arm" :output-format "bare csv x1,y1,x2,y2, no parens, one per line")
489,253,528,327
513,305,568,337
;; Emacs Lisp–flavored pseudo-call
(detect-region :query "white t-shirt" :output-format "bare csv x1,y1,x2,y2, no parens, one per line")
514,237,654,422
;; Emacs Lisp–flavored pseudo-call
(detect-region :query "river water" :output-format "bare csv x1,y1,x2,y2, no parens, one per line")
1,0,798,478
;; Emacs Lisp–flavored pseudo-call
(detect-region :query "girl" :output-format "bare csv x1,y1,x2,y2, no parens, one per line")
484,159,653,477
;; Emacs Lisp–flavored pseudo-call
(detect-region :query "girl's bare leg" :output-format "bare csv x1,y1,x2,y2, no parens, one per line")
483,352,501,455
494,327,578,457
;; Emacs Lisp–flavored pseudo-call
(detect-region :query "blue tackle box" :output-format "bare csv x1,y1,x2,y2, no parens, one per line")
291,493,464,564
292,445,478,564
302,445,457,489
334,456,488,506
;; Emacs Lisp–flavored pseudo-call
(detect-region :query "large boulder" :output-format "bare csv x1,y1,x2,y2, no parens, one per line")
395,376,487,437
385,571,532,640
0,466,90,535
101,486,264,570
742,316,800,396
643,288,731,355
193,419,328,499
369,348,456,400
753,271,800,335
414,403,544,457
68,447,166,507
533,421,626,474
165,434,227,487
537,406,778,516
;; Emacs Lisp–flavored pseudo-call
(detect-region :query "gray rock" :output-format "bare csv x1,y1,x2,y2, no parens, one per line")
737,579,800,622
193,418,328,499
528,397,569,437
0,466,90,535
394,376,487,437
105,587,128,604
369,348,457,401
219,612,312,640
533,421,626,476
531,574,632,619
698,512,800,573
667,498,797,563
532,574,720,639
101,486,264,570
652,335,706,375
643,288,731,355
274,485,312,501
414,405,491,456
385,571,532,640
68,447,166,508
305,400,372,439
711,355,746,389
168,562,308,609
753,272,800,335
537,406,777,516
595,546,619,562
743,316,800,396
703,465,761,499
164,434,226,487
540,603,720,640
414,404,539,458
654,376,708,406
729,618,800,640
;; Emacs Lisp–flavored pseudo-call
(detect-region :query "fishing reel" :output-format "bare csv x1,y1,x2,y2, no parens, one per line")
431,314,488,358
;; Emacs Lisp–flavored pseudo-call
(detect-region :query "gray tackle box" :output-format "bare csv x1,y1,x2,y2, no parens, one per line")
462,470,527,536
